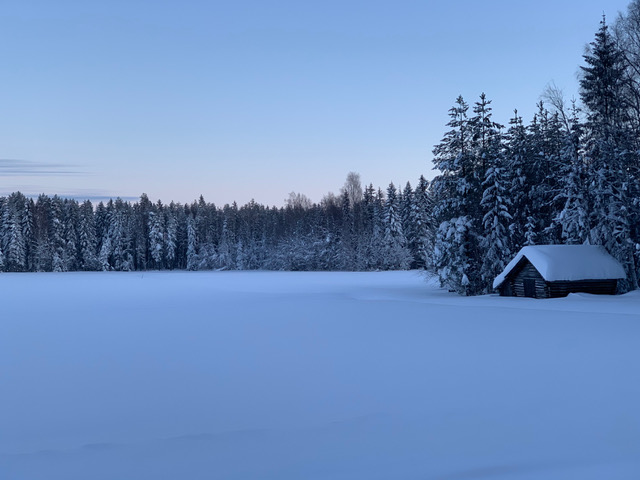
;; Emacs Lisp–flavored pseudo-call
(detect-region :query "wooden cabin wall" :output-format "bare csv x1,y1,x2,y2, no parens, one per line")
512,263,549,298
547,280,617,297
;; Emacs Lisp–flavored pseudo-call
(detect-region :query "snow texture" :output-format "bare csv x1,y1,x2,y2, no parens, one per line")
1,270,640,479
493,244,626,289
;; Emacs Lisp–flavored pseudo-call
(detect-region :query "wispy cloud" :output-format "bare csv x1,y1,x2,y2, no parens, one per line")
53,192,140,203
0,185,138,203
0,159,87,176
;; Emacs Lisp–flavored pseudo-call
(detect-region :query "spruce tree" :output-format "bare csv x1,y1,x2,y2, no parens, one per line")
432,96,482,294
149,201,165,269
62,200,80,271
79,200,98,270
2,194,28,272
50,196,65,272
22,197,35,271
553,104,589,244
480,146,512,290
186,215,198,271
503,111,530,249
581,16,638,291
383,183,411,270
526,103,565,244
165,202,178,269
400,182,417,266
217,215,235,270
411,175,434,270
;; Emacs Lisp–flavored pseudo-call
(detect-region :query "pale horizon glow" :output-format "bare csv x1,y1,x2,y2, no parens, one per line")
0,0,632,206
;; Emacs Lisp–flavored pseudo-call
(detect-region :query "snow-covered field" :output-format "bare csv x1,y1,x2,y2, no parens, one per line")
1,271,639,479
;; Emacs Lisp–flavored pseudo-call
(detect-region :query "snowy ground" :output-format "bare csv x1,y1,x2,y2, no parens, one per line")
1,270,639,479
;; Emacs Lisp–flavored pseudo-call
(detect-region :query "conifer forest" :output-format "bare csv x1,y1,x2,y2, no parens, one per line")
2,10,640,296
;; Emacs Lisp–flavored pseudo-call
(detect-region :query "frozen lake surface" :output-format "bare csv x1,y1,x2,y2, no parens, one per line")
1,270,639,479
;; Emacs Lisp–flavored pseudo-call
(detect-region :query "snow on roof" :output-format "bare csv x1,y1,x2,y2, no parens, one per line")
493,245,626,289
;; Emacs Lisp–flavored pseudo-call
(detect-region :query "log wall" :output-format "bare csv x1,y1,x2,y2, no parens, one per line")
547,279,617,297
512,263,549,298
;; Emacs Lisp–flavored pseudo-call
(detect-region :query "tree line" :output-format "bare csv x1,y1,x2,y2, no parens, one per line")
0,175,432,274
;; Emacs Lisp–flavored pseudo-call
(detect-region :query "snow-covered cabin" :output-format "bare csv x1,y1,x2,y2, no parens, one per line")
493,245,626,298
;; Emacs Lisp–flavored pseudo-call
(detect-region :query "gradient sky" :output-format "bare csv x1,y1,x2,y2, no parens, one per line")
0,0,632,206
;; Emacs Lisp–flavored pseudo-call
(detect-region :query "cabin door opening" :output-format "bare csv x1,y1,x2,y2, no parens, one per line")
523,279,536,298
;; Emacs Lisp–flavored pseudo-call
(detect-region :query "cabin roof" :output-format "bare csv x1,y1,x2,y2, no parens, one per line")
493,245,626,289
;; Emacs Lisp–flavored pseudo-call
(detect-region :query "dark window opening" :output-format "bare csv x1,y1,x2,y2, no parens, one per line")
524,278,536,298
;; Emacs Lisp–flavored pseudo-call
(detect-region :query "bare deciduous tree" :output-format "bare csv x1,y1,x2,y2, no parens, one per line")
340,171,363,208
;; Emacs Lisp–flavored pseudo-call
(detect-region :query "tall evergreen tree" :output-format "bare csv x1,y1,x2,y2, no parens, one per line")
480,145,512,290
382,183,411,270
552,104,589,245
165,202,178,270
526,103,565,244
400,182,417,266
149,201,165,269
431,96,476,293
78,200,98,270
412,175,434,269
432,95,503,294
50,196,66,272
581,16,638,291
186,215,198,271
22,197,35,271
504,111,530,249
62,200,80,271
135,193,152,270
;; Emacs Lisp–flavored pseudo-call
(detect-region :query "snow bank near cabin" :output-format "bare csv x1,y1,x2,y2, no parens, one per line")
1,270,639,479
493,245,626,289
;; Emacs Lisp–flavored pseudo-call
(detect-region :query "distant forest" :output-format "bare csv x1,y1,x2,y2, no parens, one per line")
2,8,640,295
0,175,428,275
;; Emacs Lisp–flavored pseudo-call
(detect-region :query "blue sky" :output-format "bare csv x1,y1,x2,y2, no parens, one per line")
0,0,632,206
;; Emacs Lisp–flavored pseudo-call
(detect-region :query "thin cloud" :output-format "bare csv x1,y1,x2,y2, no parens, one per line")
54,193,140,203
0,159,87,176
0,185,138,203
